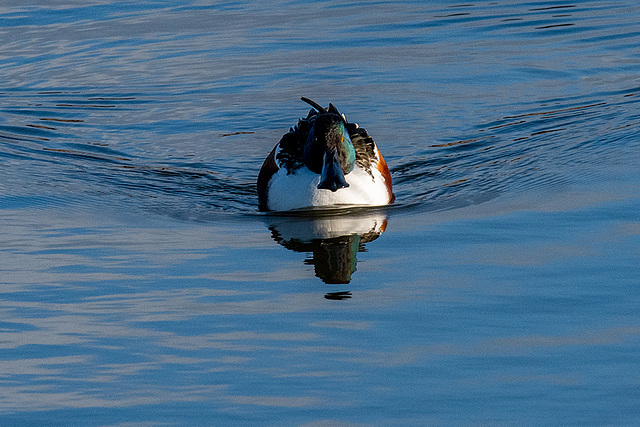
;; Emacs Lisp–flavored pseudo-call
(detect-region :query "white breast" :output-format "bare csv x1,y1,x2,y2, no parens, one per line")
267,166,391,211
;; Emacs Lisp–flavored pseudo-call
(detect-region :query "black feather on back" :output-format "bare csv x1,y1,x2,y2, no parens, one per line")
348,124,376,177
275,111,314,174
276,108,377,176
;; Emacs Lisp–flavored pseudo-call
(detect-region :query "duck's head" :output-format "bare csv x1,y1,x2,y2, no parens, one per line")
301,99,355,192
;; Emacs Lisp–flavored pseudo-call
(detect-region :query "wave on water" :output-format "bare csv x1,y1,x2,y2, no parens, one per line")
389,87,640,214
1,0,639,220
0,90,257,217
1,87,639,218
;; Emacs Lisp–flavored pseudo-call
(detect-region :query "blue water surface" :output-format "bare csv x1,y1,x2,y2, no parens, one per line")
1,0,640,425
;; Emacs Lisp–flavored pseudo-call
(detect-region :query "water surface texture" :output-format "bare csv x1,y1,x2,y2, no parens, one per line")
1,1,640,425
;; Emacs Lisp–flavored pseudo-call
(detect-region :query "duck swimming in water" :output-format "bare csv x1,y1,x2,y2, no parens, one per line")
257,97,394,211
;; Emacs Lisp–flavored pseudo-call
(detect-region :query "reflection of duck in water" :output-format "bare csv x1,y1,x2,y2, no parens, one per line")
267,212,387,287
257,97,394,212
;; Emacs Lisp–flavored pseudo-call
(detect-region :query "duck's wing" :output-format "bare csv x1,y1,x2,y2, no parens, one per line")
258,110,317,210
347,121,394,201
274,111,317,174
346,123,376,176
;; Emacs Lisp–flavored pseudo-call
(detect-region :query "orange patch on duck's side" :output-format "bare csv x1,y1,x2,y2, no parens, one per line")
376,148,395,203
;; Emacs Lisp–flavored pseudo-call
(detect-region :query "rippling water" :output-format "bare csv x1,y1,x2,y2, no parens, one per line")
2,1,640,425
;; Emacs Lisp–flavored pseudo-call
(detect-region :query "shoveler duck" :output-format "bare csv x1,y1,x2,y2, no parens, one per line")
257,97,394,211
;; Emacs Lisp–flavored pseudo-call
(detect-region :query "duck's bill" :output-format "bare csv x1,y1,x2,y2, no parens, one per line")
318,149,349,192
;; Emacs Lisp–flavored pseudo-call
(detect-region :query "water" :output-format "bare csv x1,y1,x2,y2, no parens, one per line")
1,1,639,424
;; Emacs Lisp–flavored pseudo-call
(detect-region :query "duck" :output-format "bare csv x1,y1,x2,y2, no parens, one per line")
257,97,394,211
